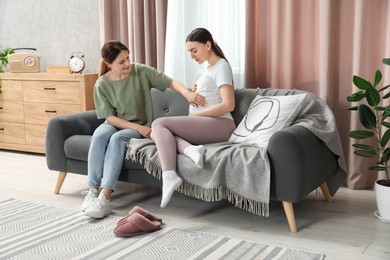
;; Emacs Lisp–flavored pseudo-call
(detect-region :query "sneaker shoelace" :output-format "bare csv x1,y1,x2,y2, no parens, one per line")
81,189,97,199
81,190,89,195
90,197,105,210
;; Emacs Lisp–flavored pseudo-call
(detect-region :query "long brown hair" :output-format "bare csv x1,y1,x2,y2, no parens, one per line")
186,28,228,62
98,41,130,76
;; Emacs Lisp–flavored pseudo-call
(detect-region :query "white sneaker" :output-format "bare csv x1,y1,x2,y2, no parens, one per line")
84,193,111,219
80,187,99,212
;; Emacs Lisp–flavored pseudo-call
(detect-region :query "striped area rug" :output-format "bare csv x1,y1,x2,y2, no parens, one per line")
0,199,325,259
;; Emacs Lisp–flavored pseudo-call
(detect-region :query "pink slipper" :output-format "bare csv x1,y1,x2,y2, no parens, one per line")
116,206,162,227
114,212,161,237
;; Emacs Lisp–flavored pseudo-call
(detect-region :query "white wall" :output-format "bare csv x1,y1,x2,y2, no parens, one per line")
0,0,100,73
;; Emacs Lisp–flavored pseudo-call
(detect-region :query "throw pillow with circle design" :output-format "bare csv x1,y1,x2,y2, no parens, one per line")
229,94,307,147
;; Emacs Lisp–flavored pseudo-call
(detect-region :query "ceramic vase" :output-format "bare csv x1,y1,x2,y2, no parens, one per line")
375,180,390,222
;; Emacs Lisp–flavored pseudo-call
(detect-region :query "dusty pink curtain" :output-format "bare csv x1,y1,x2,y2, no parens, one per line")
245,0,390,189
99,0,168,70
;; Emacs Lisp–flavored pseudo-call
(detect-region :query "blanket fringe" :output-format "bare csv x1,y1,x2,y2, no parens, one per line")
126,145,269,217
178,183,269,217
126,146,162,179
226,190,269,217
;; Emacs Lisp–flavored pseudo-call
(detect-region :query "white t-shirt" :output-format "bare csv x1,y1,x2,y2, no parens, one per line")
189,59,234,120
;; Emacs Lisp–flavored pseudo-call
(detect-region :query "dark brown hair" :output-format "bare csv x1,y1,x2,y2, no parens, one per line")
186,28,228,62
98,41,130,76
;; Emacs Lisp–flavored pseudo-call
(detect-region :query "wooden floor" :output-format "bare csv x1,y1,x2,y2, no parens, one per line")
1,150,390,259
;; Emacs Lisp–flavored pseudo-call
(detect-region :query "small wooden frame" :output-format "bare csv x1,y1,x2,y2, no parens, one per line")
47,66,69,74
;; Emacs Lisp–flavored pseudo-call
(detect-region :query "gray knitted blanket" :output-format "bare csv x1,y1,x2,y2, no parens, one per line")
257,88,347,196
126,139,270,216
125,88,347,218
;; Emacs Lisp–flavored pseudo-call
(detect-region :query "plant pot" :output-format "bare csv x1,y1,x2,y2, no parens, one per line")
375,179,390,222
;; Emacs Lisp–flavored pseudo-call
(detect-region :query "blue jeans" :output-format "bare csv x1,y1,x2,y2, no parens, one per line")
87,121,142,191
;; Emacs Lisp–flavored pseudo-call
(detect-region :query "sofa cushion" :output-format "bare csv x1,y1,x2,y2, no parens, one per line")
64,135,91,161
229,94,306,147
151,88,189,119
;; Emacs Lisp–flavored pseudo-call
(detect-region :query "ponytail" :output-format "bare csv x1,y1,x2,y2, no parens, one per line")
213,42,228,63
98,59,110,77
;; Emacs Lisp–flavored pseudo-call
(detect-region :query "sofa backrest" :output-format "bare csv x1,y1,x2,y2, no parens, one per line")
230,88,259,126
151,87,309,127
151,87,262,126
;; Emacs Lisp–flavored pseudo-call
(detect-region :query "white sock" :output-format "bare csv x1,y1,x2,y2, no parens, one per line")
161,170,182,208
184,145,205,168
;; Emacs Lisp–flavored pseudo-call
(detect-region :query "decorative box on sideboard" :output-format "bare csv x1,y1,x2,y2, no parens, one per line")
0,73,98,154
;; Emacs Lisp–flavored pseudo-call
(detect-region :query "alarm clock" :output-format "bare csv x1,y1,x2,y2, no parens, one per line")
68,52,85,74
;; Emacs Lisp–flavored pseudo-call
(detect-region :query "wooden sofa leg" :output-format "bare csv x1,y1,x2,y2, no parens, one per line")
320,182,333,202
282,201,297,233
54,172,67,194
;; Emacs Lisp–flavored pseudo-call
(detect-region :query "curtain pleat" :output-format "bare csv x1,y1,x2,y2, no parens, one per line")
245,0,390,189
99,0,129,46
99,0,167,70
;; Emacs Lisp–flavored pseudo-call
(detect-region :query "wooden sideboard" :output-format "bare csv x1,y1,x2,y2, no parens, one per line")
0,73,98,154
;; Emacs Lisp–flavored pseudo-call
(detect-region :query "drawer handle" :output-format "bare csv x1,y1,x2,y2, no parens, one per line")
45,110,57,113
0,128,4,131
44,87,56,91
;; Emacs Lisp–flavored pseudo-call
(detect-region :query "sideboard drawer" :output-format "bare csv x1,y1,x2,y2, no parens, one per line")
25,124,46,147
23,81,81,104
0,80,23,101
0,122,25,144
0,101,24,123
24,103,81,125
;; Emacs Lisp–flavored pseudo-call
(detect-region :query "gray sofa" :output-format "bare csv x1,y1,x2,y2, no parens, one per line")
45,87,345,232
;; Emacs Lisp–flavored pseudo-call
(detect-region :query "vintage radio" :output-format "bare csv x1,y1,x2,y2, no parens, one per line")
9,48,41,73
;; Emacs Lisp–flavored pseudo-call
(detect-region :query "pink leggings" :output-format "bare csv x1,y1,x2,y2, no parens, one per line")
151,116,236,171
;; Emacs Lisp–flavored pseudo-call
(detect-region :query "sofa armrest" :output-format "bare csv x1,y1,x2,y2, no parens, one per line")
267,125,338,202
45,110,104,172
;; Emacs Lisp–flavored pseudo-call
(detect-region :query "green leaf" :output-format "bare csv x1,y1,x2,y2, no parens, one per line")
365,86,381,106
369,166,387,171
354,149,378,157
3,48,14,54
352,144,379,158
383,92,390,99
352,143,378,152
353,75,373,90
382,58,390,65
347,91,365,102
374,70,382,87
0,48,14,72
378,84,390,93
382,121,390,128
380,129,390,147
384,110,390,118
358,104,377,129
379,148,390,164
349,130,374,139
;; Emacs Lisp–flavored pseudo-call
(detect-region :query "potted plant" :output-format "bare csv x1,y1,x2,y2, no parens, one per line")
347,58,390,222
0,47,15,73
